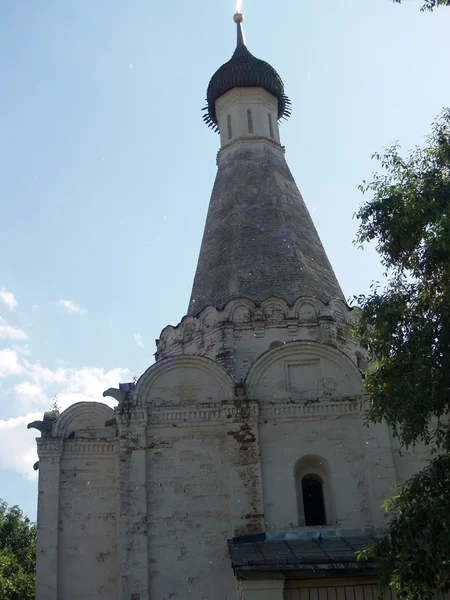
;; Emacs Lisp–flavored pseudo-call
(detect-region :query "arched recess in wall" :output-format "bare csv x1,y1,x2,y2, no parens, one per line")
293,297,322,322
247,109,253,134
53,402,115,439
246,340,364,402
225,297,255,324
136,355,235,406
227,114,232,139
294,454,335,527
268,112,274,138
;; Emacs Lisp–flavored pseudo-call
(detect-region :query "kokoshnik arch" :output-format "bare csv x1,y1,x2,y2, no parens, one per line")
29,12,432,600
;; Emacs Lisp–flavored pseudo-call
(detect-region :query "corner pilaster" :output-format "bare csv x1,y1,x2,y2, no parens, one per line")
118,406,149,600
223,400,265,536
35,438,63,600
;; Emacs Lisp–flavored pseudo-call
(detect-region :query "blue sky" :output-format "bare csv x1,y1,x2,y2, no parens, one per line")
1,0,449,519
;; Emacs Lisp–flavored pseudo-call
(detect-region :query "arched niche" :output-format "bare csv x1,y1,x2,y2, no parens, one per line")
294,454,335,527
136,355,235,406
330,299,349,324
261,297,289,323
246,341,364,402
226,298,255,324
294,297,322,322
53,402,115,440
199,307,219,332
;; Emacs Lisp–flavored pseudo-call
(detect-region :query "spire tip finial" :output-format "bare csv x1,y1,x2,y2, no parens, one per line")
234,12,245,48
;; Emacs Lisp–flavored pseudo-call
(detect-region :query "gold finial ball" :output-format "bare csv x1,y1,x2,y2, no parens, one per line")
233,12,244,23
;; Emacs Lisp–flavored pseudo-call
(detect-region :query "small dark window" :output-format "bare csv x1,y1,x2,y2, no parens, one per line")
227,115,232,140
302,474,326,526
247,109,253,133
268,113,274,138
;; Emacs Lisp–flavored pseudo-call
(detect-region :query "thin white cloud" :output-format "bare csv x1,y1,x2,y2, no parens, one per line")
0,413,42,481
15,363,132,412
0,323,29,341
0,348,23,378
13,344,32,357
133,332,144,348
55,299,87,314
14,381,46,410
0,362,132,480
26,362,67,386
0,289,18,311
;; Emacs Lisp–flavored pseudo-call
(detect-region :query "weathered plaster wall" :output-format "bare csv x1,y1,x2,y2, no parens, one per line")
146,422,236,599
58,448,119,600
34,309,433,600
259,413,373,531
35,402,119,600
136,356,237,599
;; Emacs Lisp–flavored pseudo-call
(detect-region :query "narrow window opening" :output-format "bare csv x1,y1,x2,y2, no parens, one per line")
268,113,274,138
227,115,232,140
302,474,326,526
247,109,253,134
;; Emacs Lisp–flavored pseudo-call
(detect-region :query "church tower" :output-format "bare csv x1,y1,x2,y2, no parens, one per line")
32,12,426,600
189,13,343,316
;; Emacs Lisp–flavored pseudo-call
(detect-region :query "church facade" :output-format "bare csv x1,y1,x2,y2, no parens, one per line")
31,13,429,600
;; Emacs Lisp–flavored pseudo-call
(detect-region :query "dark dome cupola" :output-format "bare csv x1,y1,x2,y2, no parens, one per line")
203,13,291,130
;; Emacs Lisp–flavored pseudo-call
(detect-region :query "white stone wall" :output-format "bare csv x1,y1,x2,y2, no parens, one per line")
146,422,236,599
58,449,119,600
216,87,281,147
35,301,433,600
259,414,373,531
35,403,119,600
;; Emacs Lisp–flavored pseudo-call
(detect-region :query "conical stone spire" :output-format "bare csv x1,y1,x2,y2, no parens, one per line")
188,15,344,316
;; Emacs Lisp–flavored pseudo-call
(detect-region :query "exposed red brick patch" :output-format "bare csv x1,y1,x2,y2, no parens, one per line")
226,423,256,446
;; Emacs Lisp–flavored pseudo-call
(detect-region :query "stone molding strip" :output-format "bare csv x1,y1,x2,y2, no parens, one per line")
260,401,359,419
37,438,118,455
147,400,359,425
62,440,119,454
37,439,63,457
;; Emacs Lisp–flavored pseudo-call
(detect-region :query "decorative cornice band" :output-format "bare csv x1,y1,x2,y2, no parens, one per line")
157,296,352,360
221,403,260,420
62,440,119,454
260,400,359,419
37,439,64,457
147,400,359,425
149,406,222,424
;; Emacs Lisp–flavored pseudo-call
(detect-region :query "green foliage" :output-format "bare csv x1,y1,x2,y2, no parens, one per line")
48,396,60,420
355,108,450,599
374,454,450,599
393,0,450,10
0,500,36,600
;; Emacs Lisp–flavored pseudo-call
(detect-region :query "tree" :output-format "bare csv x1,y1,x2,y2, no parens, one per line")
354,108,450,600
393,0,450,10
0,500,36,600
